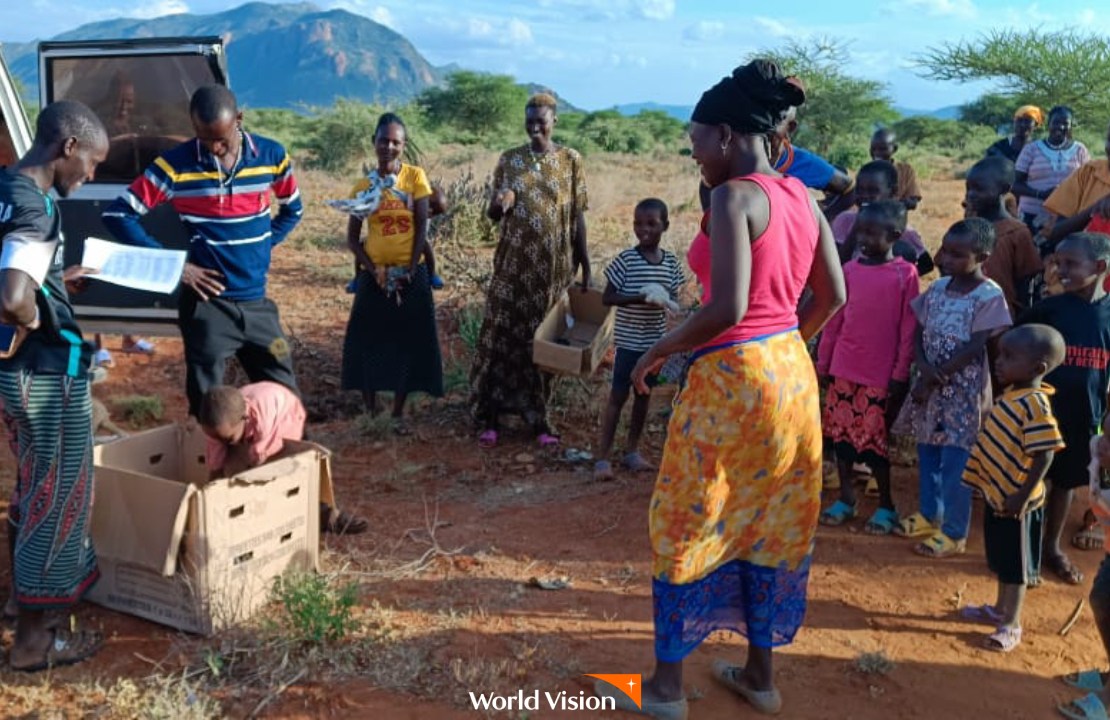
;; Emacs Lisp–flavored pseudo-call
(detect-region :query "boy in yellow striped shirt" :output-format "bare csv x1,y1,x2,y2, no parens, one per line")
961,324,1066,652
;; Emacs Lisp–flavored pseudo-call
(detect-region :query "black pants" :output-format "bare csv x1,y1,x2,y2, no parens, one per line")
178,290,298,416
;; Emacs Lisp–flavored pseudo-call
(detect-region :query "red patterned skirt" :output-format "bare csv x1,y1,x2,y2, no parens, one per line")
822,376,890,465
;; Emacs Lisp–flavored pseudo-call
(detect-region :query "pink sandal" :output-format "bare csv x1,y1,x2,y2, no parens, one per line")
537,433,560,448
478,430,498,448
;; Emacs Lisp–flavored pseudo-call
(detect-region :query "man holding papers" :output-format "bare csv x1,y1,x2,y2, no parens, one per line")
0,101,108,671
101,85,304,417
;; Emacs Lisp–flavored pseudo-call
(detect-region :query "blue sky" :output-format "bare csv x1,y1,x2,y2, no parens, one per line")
2,0,1107,111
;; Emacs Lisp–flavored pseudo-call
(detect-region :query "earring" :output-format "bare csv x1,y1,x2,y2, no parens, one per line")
720,142,729,155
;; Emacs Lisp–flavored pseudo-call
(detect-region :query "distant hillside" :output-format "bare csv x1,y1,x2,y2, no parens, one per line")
895,104,961,120
2,2,441,110
615,102,693,121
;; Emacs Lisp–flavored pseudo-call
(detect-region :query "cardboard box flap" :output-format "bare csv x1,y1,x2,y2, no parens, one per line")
283,440,335,509
91,468,196,577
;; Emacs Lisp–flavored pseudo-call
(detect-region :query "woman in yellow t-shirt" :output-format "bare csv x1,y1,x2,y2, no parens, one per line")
341,113,443,431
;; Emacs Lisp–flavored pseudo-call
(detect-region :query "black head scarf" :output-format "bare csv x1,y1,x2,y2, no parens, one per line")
691,59,806,135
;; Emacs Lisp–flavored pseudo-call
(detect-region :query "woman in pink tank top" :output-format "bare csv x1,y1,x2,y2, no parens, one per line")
594,60,845,719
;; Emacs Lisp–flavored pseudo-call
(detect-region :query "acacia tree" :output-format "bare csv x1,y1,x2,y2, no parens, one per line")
752,39,897,159
418,71,528,139
917,29,1110,124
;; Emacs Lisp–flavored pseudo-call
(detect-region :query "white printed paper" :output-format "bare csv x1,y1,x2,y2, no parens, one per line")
81,237,186,295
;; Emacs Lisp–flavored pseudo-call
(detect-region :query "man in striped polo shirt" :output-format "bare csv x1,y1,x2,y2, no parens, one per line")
102,85,303,418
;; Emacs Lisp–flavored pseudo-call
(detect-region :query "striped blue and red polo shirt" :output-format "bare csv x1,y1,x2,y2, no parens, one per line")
102,131,303,301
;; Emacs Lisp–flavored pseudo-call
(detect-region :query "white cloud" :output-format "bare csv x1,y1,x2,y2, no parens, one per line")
683,20,724,42
506,18,534,45
752,16,795,38
129,0,189,18
466,17,494,38
634,0,674,20
887,0,977,19
369,6,396,28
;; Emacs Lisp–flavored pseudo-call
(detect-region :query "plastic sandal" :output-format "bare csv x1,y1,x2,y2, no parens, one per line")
983,626,1022,653
478,429,498,449
537,433,560,448
593,460,614,481
1058,693,1109,720
913,531,967,558
711,659,783,715
622,451,654,472
1046,553,1085,585
94,348,114,368
1073,511,1105,551
819,500,857,527
959,604,1005,624
894,512,937,538
122,338,155,355
864,507,900,535
1065,670,1107,693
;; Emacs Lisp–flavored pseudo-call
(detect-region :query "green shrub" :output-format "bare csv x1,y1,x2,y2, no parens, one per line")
271,573,360,646
113,395,164,425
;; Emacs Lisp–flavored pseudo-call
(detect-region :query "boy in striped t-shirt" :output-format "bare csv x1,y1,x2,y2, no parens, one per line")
594,198,685,481
960,324,1066,653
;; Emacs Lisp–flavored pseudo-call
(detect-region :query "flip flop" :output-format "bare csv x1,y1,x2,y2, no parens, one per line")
593,460,614,481
622,451,655,473
894,512,937,539
819,500,857,527
1046,553,1085,585
864,507,900,535
10,628,103,672
711,659,782,715
913,531,966,559
983,625,1021,653
1065,670,1107,693
593,679,688,720
959,604,1005,624
1059,692,1110,720
94,348,114,368
478,429,498,449
122,338,155,355
1074,511,1105,551
537,433,560,448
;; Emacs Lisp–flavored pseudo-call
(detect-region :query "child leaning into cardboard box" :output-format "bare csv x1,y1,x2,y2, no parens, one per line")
198,382,368,535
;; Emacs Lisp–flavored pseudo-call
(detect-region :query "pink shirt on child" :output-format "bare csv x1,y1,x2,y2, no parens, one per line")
206,381,306,472
688,173,817,347
831,210,925,258
816,258,920,389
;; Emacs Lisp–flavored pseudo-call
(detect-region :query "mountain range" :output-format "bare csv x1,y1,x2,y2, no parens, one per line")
2,2,440,110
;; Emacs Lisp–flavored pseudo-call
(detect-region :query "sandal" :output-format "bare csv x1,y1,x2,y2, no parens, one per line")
94,348,114,368
122,338,155,355
622,451,655,473
593,460,615,482
1059,692,1110,720
1065,670,1108,693
10,628,103,672
913,531,966,558
537,433,560,448
894,512,937,538
959,604,1005,625
593,679,688,720
321,506,369,535
711,659,782,715
478,429,498,449
983,625,1022,653
864,507,900,535
819,500,857,527
1074,510,1105,551
1046,553,1085,585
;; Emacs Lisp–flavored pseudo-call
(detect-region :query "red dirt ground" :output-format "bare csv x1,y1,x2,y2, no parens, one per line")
0,244,1106,720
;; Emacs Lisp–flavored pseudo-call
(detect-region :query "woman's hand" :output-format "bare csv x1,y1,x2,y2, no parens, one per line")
631,347,666,395
62,265,98,295
495,189,515,213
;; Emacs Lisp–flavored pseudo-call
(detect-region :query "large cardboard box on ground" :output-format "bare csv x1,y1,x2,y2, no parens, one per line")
533,287,615,375
89,424,334,635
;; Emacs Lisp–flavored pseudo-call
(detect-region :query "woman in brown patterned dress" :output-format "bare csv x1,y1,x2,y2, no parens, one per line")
469,93,590,448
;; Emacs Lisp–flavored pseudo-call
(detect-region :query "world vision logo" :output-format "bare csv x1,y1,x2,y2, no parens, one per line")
586,674,642,708
465,674,641,712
